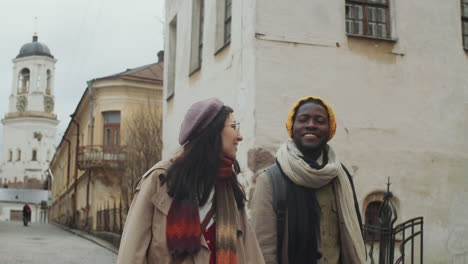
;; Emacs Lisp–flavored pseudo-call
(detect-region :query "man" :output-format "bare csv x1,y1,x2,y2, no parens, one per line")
23,203,31,226
251,96,365,264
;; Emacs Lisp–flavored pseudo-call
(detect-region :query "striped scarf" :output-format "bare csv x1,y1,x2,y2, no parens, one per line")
166,157,238,263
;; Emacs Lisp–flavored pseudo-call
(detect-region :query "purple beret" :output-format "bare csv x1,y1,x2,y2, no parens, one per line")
179,98,224,145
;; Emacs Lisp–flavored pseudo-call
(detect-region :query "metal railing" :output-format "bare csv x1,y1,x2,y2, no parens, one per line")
77,145,126,170
96,200,126,233
363,179,424,264
394,217,424,264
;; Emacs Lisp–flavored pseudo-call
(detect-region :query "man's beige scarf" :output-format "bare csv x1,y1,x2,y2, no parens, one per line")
276,139,366,263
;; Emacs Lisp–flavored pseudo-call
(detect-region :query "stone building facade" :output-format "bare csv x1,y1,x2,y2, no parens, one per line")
49,55,163,230
163,0,468,262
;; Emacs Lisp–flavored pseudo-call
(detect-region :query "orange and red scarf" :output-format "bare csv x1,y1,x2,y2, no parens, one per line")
166,157,238,263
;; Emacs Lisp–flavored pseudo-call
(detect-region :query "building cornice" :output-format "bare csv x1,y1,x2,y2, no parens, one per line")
2,112,58,124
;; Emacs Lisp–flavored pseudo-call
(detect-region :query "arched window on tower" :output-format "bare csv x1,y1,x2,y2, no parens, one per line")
18,68,30,93
8,150,13,161
32,149,37,161
46,70,52,95
37,75,41,90
17,149,21,161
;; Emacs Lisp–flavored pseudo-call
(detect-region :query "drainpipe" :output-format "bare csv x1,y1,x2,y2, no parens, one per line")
70,114,80,228
86,80,95,229
63,138,71,224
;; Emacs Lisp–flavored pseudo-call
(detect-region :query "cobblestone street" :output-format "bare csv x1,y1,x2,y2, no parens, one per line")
0,221,117,264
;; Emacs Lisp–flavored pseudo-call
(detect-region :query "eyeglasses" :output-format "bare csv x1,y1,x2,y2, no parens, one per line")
227,121,240,134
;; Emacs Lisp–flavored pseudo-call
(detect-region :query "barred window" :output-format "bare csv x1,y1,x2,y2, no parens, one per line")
365,201,382,241
462,0,468,50
346,0,390,39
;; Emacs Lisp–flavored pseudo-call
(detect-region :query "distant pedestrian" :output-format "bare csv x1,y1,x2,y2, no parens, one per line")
117,98,265,264
250,96,365,264
23,203,31,226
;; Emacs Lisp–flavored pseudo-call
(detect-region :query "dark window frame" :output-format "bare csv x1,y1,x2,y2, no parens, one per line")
224,0,232,44
199,0,205,66
32,149,37,161
346,0,391,39
103,111,121,147
462,0,468,50
167,17,177,100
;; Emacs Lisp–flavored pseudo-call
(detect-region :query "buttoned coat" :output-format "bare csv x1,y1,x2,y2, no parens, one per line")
117,159,265,264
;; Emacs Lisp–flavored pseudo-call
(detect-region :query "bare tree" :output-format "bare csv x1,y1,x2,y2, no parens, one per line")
120,104,162,211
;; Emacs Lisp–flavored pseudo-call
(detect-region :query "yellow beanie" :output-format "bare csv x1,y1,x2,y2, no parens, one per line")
286,96,336,141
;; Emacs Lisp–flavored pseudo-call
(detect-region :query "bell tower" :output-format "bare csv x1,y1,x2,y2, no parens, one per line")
0,34,59,187
8,34,57,117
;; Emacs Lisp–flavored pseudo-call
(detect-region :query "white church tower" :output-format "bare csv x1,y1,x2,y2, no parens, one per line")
0,34,58,187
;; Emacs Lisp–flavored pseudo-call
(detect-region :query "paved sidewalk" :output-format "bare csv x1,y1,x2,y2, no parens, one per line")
52,222,119,254
0,221,117,264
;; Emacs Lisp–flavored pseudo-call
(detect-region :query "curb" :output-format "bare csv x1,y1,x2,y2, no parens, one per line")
52,223,118,254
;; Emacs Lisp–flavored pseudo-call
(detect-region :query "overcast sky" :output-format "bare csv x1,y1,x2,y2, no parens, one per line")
0,0,165,160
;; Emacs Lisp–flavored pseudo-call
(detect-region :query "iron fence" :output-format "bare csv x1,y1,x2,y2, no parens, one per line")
96,200,126,233
363,180,424,264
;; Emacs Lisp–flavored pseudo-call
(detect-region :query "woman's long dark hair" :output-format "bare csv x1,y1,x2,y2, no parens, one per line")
164,106,246,209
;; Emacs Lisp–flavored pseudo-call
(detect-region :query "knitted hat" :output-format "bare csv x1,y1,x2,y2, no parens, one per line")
285,96,336,141
179,98,224,145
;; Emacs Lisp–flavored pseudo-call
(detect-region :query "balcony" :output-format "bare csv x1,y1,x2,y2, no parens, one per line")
77,145,126,170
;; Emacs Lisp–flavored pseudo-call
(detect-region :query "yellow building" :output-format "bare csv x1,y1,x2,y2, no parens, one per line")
50,53,163,231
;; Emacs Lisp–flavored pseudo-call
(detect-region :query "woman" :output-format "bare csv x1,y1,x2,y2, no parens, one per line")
117,98,265,264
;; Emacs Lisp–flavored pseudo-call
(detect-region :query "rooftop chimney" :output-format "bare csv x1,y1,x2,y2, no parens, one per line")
157,50,164,63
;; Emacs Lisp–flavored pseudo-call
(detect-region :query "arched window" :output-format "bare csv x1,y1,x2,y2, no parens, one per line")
18,68,30,93
365,201,383,241
32,149,37,161
8,150,13,161
46,70,52,95
37,74,41,89
362,191,400,242
17,149,22,161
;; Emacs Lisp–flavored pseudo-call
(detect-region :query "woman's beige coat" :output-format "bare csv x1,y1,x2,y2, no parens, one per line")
117,160,265,264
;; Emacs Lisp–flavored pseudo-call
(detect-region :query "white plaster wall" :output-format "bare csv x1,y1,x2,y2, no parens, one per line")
163,0,257,187
0,202,41,223
0,117,58,183
254,0,468,262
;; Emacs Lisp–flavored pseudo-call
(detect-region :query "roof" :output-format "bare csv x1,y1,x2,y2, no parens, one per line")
0,188,51,204
16,35,54,59
95,62,163,83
